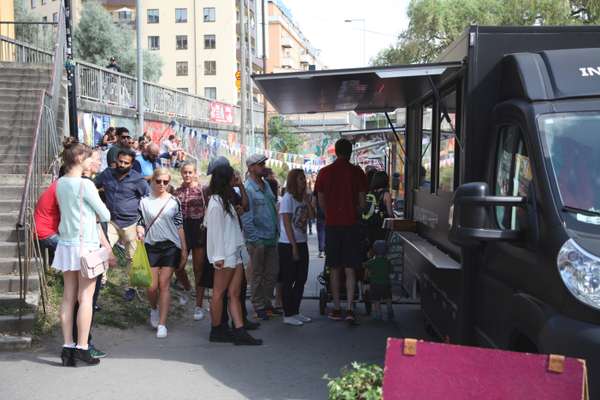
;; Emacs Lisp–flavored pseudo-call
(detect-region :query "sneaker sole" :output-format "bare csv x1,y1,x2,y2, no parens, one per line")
328,316,343,321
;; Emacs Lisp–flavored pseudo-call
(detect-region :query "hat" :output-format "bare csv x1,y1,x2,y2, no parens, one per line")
207,156,230,175
246,154,268,167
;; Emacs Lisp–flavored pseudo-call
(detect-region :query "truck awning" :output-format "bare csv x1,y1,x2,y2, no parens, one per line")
253,62,462,114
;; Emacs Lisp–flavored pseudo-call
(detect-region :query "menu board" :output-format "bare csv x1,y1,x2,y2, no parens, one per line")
387,230,405,299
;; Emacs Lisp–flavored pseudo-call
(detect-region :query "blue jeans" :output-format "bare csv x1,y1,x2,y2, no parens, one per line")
38,234,59,263
316,218,326,252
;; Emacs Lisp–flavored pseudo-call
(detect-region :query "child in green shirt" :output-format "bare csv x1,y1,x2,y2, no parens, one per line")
364,240,394,321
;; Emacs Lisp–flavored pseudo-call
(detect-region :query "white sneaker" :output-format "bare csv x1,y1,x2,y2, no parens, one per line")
318,252,324,258
283,316,303,326
150,308,159,328
193,306,205,321
179,293,189,306
156,325,168,338
295,314,312,323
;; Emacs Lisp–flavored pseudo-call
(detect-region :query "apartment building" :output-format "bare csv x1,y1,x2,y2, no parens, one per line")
26,0,263,105
0,1,15,38
266,0,322,73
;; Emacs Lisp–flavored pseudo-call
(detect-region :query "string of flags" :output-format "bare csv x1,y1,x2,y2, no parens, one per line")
172,120,329,173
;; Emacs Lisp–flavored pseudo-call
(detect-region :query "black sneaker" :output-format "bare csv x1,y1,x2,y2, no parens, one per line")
89,345,107,359
244,319,261,331
233,328,263,346
255,309,269,320
209,325,234,343
268,306,284,316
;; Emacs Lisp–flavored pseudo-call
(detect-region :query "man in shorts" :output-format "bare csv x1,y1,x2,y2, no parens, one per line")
314,139,367,322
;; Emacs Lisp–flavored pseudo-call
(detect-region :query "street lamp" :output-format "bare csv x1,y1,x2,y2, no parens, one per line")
344,18,366,66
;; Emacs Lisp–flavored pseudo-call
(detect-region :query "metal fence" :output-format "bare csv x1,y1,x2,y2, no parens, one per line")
75,60,264,129
0,34,54,64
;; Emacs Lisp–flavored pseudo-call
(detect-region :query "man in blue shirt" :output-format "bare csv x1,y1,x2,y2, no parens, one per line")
96,149,149,300
241,154,280,320
133,143,160,181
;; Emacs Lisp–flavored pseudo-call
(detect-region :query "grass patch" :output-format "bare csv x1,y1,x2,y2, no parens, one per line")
33,270,62,340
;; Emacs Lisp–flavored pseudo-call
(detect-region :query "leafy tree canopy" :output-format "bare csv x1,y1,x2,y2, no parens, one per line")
372,0,600,65
268,116,303,154
74,0,163,81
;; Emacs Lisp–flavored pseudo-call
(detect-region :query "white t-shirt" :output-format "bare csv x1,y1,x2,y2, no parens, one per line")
278,193,308,244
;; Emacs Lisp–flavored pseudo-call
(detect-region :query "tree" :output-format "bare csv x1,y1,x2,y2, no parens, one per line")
268,116,303,154
372,0,600,66
13,0,54,51
74,1,163,81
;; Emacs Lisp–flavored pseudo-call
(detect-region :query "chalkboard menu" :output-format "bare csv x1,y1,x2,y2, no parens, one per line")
387,230,404,299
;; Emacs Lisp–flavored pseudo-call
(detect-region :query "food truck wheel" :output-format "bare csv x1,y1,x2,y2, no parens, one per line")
319,289,327,315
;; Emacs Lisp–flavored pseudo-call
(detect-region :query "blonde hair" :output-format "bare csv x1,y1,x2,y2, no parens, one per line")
152,168,171,181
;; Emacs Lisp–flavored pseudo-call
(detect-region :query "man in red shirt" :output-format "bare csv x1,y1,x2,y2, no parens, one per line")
315,139,367,322
34,180,61,260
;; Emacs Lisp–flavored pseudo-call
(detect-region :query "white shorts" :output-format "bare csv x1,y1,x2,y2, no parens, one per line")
222,246,246,269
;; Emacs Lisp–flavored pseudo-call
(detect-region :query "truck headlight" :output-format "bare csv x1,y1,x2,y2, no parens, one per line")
557,239,600,309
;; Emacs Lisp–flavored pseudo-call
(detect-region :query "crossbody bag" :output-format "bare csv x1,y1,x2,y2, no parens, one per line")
79,181,111,279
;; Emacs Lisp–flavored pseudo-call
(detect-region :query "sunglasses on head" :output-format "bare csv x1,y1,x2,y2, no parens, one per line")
155,179,170,185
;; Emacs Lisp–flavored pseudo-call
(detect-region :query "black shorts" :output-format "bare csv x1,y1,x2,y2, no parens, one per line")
325,225,363,269
145,240,181,269
369,283,392,301
183,218,206,249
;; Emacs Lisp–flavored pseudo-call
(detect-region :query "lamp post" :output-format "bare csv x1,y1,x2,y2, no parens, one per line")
344,18,366,66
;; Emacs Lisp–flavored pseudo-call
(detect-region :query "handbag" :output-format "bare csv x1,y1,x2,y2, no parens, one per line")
78,181,110,279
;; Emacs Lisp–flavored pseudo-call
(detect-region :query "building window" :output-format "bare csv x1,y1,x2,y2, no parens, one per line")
52,12,58,22
30,0,36,9
41,0,47,5
204,61,216,75
176,62,189,76
148,36,160,50
177,88,189,93
147,9,159,24
175,8,187,23
117,10,132,21
438,89,458,192
420,103,433,191
42,16,48,22
176,35,188,50
203,7,216,22
204,34,216,49
204,87,217,99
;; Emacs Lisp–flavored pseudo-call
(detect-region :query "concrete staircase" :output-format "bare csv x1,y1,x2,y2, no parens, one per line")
0,63,55,350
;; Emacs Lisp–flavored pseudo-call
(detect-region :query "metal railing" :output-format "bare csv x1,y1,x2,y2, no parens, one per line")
75,60,265,129
0,20,57,54
8,10,66,311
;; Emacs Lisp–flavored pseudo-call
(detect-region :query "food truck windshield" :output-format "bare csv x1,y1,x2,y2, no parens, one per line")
539,112,600,219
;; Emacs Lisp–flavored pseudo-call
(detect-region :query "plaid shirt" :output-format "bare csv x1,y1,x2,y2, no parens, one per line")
174,184,207,220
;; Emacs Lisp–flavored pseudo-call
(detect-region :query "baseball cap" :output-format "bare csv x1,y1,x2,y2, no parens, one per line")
246,153,268,167
207,156,230,175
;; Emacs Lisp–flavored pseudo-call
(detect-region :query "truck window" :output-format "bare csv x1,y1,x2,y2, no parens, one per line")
420,103,433,191
439,90,457,192
495,125,532,230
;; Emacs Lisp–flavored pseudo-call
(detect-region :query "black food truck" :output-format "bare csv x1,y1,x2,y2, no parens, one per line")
253,26,600,396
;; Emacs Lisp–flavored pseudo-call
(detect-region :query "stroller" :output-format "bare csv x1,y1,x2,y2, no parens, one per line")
317,264,372,316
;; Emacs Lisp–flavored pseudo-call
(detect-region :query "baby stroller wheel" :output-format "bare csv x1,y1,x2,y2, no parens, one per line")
319,288,327,315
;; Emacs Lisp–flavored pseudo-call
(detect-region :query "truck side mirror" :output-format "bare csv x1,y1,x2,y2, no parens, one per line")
449,182,526,247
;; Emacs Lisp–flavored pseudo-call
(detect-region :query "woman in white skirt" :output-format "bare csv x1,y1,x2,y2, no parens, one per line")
204,164,262,345
52,141,111,366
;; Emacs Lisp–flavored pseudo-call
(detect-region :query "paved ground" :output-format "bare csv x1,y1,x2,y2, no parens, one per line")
0,233,427,400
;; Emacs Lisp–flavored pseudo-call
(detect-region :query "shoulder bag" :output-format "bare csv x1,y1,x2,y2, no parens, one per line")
79,181,111,279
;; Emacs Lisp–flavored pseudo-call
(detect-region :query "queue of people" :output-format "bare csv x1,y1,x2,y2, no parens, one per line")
34,133,395,366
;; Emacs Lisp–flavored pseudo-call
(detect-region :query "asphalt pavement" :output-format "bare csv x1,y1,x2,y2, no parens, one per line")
0,231,427,400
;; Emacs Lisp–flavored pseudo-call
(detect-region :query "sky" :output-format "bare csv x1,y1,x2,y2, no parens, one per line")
282,0,410,69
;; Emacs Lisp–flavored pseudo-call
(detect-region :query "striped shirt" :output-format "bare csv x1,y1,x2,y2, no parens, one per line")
137,194,184,248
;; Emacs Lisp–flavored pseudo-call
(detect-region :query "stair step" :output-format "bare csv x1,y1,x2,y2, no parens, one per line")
0,242,24,258
0,292,40,308
0,273,39,292
0,110,40,119
0,334,32,350
0,164,29,174
0,174,52,186
0,314,35,335
0,144,31,154
0,186,24,200
0,200,21,213
0,228,19,242
0,212,19,225
0,258,19,275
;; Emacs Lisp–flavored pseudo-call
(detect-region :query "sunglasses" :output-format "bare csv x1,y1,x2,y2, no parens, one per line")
121,136,131,140
155,179,170,185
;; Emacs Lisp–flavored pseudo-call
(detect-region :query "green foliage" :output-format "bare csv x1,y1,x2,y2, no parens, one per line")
74,0,163,81
326,362,383,400
372,0,600,65
13,0,54,51
268,116,303,154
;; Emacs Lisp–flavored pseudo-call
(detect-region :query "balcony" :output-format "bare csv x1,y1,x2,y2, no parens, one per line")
300,53,311,65
280,57,293,68
281,37,292,48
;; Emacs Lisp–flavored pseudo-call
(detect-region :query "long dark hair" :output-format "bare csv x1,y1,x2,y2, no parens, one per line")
209,164,235,216
286,169,305,202
370,171,390,191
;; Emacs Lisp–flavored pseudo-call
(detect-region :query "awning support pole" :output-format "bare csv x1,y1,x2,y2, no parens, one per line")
427,76,463,152
384,111,406,159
